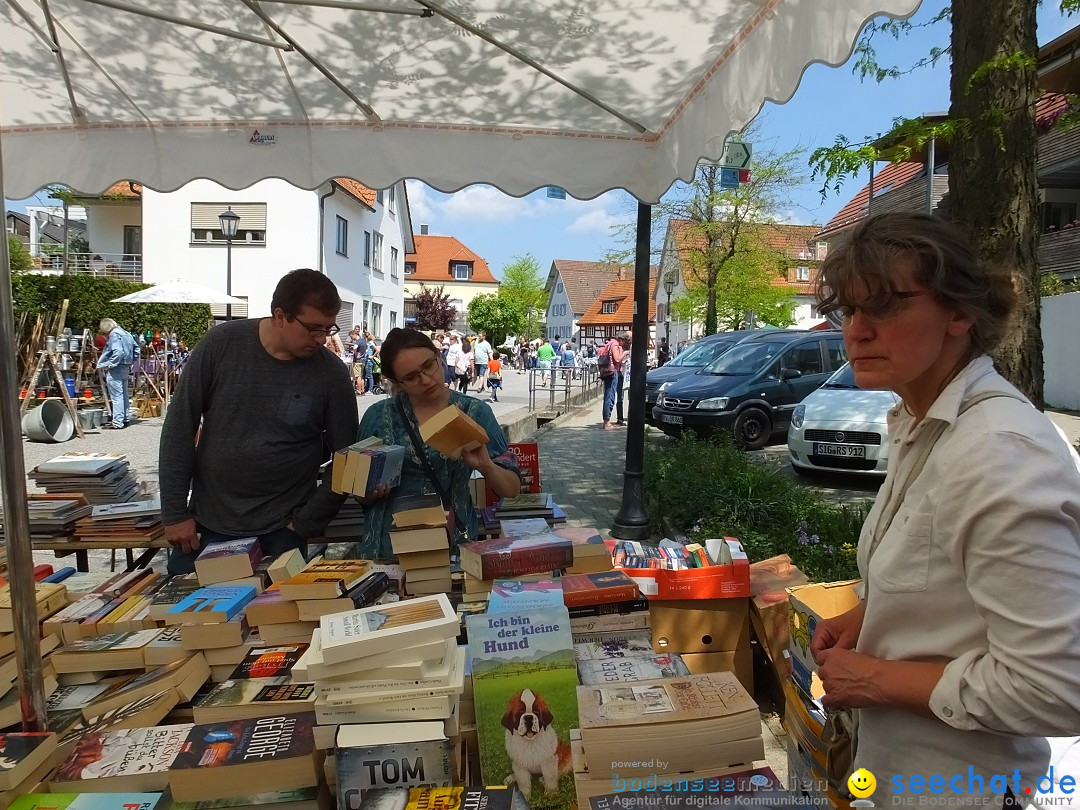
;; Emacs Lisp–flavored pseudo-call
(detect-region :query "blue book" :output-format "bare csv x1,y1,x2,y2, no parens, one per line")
43,567,77,584
163,585,255,625
487,577,565,613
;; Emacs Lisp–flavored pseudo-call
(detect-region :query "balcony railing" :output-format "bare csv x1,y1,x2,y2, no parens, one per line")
29,251,143,282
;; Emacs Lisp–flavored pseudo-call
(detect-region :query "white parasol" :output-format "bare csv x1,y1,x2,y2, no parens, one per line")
110,279,247,306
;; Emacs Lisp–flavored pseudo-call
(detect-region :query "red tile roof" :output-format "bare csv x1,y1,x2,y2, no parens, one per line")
578,276,657,326
69,180,142,199
814,162,925,238
333,178,377,208
549,260,624,314
406,234,498,284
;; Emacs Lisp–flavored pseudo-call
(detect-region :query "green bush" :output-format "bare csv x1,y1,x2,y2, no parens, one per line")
644,431,865,582
11,274,211,348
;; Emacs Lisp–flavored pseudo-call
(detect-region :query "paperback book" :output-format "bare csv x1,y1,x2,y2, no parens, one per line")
486,577,564,613
8,795,163,810
0,733,57,791
164,586,256,625
336,722,454,810
192,677,317,723
576,653,690,685
278,561,371,601
319,594,458,665
230,644,309,679
465,606,577,809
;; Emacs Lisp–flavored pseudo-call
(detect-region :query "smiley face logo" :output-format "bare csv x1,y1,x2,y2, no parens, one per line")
848,768,877,799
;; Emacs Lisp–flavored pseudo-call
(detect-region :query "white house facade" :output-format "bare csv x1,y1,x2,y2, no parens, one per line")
544,259,621,343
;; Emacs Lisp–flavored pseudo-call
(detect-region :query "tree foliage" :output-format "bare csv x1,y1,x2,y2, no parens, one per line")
498,254,547,340
467,294,525,346
11,274,211,346
7,235,32,274
413,283,457,331
660,139,806,334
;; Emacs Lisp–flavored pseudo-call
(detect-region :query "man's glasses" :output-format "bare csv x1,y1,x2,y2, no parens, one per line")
397,355,441,387
820,290,931,325
292,317,340,337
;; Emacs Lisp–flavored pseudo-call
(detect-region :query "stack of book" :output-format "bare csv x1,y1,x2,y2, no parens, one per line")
391,494,451,597
458,532,573,593
162,585,257,680
27,453,140,504
297,594,463,736
561,569,651,635
48,712,323,803
1,634,61,729
573,671,765,804
0,497,93,542
45,569,165,644
330,438,406,498
252,560,374,644
323,499,366,540
191,642,316,724
73,498,163,546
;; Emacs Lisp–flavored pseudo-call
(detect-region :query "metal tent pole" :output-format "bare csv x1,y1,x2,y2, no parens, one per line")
0,126,48,731
611,202,652,540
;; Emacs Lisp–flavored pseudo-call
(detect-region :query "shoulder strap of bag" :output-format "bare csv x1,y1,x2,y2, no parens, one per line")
396,397,472,542
865,390,1027,562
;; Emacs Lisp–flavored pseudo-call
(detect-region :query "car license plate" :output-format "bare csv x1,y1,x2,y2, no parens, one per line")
661,414,683,425
813,443,865,458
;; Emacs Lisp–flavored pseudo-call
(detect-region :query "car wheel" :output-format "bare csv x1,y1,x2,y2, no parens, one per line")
734,407,771,451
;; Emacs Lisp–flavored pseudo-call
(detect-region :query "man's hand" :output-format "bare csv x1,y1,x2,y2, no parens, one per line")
811,602,865,663
353,483,392,505
164,518,200,554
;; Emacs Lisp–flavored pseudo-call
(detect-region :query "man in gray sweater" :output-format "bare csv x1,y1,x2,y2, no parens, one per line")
159,269,359,575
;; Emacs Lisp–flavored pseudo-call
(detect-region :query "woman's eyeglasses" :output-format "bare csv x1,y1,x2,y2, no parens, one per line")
397,355,441,387
293,317,340,337
821,290,931,325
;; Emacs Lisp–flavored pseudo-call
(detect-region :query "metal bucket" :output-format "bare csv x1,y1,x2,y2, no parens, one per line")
68,336,82,353
77,409,97,430
22,400,75,442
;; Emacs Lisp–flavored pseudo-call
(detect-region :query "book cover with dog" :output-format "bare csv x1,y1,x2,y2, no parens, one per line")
465,605,577,810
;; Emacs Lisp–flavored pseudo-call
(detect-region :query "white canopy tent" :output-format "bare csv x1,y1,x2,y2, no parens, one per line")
1,0,922,729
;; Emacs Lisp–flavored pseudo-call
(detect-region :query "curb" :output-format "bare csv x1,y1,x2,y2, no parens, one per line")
497,384,604,443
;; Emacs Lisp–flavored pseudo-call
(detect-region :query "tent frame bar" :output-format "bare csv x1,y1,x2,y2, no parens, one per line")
40,0,86,125
417,0,648,135
263,0,433,17
77,0,293,50
0,100,48,731
5,0,58,52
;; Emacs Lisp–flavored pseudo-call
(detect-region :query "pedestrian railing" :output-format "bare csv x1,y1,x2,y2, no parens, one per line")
526,364,602,412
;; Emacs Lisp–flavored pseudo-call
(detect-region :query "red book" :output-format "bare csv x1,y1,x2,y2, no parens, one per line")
33,564,54,581
459,533,573,580
561,570,641,608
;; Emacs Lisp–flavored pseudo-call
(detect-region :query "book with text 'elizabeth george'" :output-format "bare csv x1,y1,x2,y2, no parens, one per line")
465,605,578,801
164,586,257,625
458,532,573,581
195,539,264,586
335,721,454,810
418,405,489,460
319,593,458,665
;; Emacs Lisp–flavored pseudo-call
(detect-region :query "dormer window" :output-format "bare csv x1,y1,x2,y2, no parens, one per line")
452,262,472,281
601,301,618,314
405,261,416,275
796,266,810,282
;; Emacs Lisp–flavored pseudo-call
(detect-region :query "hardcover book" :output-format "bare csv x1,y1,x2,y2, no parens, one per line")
195,539,264,586
559,571,639,608
164,586,257,625
486,577,564,613
278,561,371,601
319,594,458,665
458,534,573,581
465,606,578,809
576,653,690,685
0,733,57,791
336,722,454,810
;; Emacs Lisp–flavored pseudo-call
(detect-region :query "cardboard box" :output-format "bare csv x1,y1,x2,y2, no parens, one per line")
786,580,860,702
750,600,791,680
781,679,826,769
679,648,753,695
785,733,852,810
650,597,749,654
618,538,750,599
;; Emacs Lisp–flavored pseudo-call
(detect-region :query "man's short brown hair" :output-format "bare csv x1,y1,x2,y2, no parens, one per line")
270,268,341,318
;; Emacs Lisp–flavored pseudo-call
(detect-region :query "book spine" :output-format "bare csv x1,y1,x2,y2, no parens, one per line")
480,545,574,579
566,598,649,618
563,583,639,609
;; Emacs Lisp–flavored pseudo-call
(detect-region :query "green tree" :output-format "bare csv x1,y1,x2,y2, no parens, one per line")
498,254,547,339
808,0,1073,406
7,235,32,274
413,283,456,331
467,294,525,346
705,245,798,330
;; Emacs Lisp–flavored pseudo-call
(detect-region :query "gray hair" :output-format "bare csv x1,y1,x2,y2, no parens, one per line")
618,331,632,342
99,318,117,333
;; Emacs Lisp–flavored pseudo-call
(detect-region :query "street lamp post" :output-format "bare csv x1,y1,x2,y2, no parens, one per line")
218,207,240,321
663,275,676,360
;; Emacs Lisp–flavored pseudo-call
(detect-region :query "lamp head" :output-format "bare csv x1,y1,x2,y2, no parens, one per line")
218,206,241,240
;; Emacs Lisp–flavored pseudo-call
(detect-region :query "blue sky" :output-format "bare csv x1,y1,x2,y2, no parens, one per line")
8,2,1076,279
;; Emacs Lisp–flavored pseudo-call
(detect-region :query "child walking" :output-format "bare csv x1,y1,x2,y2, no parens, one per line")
487,356,503,402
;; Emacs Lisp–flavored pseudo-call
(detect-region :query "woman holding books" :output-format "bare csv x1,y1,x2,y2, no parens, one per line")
807,214,1080,806
354,328,522,558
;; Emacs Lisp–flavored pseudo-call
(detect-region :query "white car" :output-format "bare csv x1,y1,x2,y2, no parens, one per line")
787,362,900,477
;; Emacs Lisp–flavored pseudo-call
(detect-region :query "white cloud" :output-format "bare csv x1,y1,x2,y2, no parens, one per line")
440,185,545,222
566,206,626,235
404,180,439,226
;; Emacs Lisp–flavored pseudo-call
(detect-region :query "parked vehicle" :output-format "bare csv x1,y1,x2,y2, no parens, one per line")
644,330,757,423
787,362,899,477
652,330,847,450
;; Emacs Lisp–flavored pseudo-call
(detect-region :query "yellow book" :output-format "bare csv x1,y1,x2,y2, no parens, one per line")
420,405,489,460
99,594,144,626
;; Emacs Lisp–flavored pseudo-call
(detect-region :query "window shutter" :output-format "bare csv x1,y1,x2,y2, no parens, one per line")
191,203,267,230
